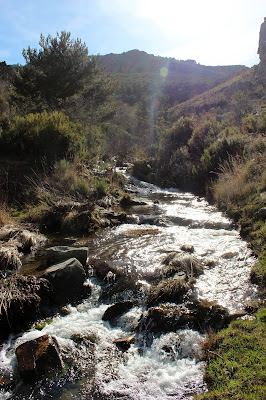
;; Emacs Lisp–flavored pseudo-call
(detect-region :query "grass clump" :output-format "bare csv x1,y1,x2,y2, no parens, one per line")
147,277,191,307
197,308,266,400
0,203,10,226
0,274,51,339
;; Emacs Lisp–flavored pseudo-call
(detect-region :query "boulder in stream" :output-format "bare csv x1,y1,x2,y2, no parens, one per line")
114,335,135,351
45,246,88,265
42,258,90,305
138,301,231,338
89,258,123,281
102,300,134,322
16,334,63,381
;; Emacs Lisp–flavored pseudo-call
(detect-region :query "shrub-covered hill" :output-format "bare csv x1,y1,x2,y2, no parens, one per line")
167,64,266,121
99,50,248,109
99,50,247,82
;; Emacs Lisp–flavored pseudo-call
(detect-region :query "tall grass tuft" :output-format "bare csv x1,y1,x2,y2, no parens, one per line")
213,156,255,207
0,203,10,227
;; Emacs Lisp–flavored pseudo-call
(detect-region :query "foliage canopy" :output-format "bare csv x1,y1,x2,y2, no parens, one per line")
12,31,116,121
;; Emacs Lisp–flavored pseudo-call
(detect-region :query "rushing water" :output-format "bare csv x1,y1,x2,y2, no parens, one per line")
0,170,257,400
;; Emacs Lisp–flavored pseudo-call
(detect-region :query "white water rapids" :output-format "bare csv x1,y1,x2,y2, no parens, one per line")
0,171,257,400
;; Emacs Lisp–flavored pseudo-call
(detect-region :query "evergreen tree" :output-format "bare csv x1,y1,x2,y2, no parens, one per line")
12,31,116,121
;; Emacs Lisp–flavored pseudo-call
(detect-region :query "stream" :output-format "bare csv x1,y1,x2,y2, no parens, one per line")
0,170,258,400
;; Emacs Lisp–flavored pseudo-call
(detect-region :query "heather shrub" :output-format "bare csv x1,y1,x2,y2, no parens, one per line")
0,111,86,165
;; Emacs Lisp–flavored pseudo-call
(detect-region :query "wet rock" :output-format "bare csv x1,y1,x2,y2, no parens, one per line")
138,304,184,335
180,244,194,253
71,332,98,347
60,306,72,316
147,278,191,307
89,259,123,281
138,301,231,337
42,258,90,305
16,334,63,381
138,215,168,226
0,374,12,389
194,301,230,332
114,335,135,351
46,246,88,265
101,211,127,225
120,194,148,207
99,275,143,303
102,301,134,322
221,251,238,259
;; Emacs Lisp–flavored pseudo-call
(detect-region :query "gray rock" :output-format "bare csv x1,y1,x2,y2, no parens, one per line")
46,246,88,265
42,258,90,305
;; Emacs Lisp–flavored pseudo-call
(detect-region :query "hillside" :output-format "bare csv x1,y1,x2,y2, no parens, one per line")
99,50,247,82
99,50,248,109
167,65,266,121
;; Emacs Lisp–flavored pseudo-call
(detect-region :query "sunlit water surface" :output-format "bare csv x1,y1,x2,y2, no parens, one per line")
0,171,257,400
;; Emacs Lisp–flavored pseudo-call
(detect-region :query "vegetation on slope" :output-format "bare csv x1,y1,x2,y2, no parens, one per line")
197,308,266,400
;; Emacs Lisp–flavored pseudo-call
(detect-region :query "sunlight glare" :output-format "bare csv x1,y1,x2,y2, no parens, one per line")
160,67,168,77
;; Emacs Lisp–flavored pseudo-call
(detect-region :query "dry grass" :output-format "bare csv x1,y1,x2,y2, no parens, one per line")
0,204,10,227
0,274,51,338
213,153,265,208
0,274,48,314
214,157,253,206
125,228,160,237
147,277,191,307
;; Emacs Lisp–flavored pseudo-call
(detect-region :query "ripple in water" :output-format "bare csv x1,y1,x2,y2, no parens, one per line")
0,172,257,399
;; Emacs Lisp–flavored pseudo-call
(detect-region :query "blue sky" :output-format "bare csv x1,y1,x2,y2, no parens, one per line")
0,0,265,67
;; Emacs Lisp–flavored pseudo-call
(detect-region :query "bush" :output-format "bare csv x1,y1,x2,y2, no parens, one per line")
158,116,194,168
243,106,266,133
0,111,86,165
95,177,108,197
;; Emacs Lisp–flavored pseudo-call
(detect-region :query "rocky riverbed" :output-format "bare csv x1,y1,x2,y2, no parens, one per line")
0,170,258,399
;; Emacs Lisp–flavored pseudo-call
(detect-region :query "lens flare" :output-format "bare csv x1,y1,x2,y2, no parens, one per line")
160,67,168,77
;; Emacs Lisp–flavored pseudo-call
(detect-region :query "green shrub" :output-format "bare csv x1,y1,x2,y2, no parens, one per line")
158,116,194,168
95,177,108,197
0,111,86,165
188,120,218,162
243,106,266,133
